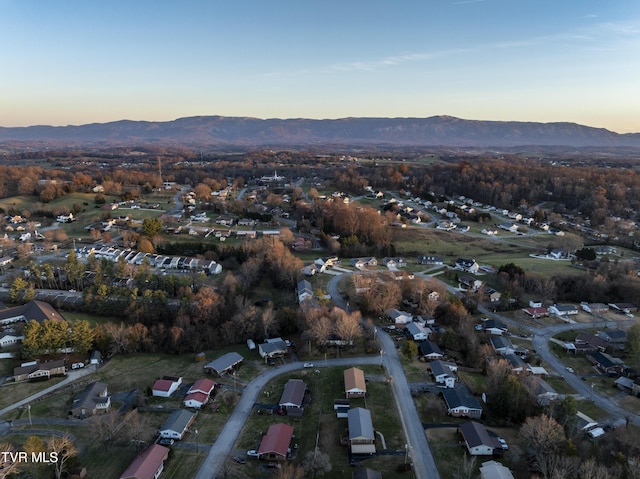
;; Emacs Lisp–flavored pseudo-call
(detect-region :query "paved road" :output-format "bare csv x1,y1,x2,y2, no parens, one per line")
478,304,639,425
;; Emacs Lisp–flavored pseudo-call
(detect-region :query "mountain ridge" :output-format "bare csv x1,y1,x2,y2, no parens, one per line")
1,115,639,148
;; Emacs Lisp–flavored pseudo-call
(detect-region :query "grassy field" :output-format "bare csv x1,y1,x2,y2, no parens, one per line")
391,227,583,277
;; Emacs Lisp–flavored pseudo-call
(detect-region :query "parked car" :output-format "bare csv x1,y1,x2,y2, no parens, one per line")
158,438,174,446
496,437,508,450
303,363,314,368
233,456,246,464
246,450,259,458
566,366,574,373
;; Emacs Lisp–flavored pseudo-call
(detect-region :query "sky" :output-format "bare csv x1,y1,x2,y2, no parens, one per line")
1,0,639,133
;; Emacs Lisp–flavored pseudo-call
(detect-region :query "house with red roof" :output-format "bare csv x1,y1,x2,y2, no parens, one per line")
119,444,169,479
152,376,182,397
188,378,216,396
257,423,294,461
184,391,209,409
183,378,216,409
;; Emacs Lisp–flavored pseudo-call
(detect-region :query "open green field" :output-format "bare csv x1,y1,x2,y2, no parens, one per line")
392,228,583,277
234,365,412,479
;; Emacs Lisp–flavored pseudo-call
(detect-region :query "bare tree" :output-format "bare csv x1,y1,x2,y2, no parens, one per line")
302,449,332,476
0,441,22,477
48,435,77,479
451,453,476,479
277,462,305,479
519,414,565,475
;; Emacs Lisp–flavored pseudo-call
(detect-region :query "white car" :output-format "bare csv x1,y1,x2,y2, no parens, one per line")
246,450,259,458
496,437,508,450
566,366,574,373
303,363,314,368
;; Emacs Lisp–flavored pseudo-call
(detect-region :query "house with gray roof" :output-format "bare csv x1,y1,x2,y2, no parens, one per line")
159,409,196,440
279,379,307,412
430,360,457,388
70,381,110,418
442,384,483,419
348,407,376,454
459,421,498,456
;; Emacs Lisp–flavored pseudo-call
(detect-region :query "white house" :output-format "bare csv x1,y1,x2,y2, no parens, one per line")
430,360,457,388
460,421,498,456
159,409,196,440
152,377,183,397
406,322,431,341
549,304,579,316
388,309,412,324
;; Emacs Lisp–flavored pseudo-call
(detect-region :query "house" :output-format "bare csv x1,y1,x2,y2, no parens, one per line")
524,376,559,406
297,280,314,303
152,376,183,397
483,319,508,336
575,411,598,432
549,304,578,316
608,302,638,314
13,360,66,382
406,322,431,341
498,223,519,233
459,275,482,291
348,408,376,454
430,360,458,388
0,300,67,326
581,303,609,314
568,333,608,354
419,341,444,360
480,460,515,479
302,264,318,276
159,409,196,440
503,353,529,375
490,336,516,356
203,352,244,376
459,421,498,456
382,257,407,268
184,378,216,409
0,330,22,347
119,444,169,479
279,379,307,413
615,376,634,393
597,329,627,345
344,367,367,399
187,378,216,396
257,423,294,461
350,257,377,269
417,255,444,265
523,306,549,318
183,391,209,409
387,309,412,324
258,339,288,360
455,258,479,274
442,384,483,419
70,382,110,418
486,288,501,303
587,352,625,376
